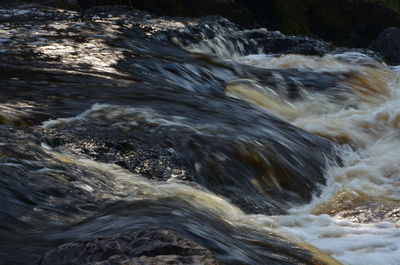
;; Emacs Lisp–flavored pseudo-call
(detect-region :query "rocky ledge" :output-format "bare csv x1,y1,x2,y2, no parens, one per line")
33,0,400,48
39,230,220,265
7,0,400,48
5,1,400,65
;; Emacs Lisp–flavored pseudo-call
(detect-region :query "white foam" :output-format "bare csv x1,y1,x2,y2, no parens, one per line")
16,10,30,15
271,214,400,265
35,21,400,264
42,103,205,133
221,51,400,265
390,65,400,74
266,59,400,265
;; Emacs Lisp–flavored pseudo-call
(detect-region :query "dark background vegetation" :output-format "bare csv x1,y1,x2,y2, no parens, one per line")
49,0,400,47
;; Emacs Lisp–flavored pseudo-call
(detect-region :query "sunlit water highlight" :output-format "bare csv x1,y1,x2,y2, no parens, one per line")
2,5,400,264
42,47,400,265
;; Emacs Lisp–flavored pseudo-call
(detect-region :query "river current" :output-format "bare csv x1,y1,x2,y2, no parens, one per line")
0,4,399,265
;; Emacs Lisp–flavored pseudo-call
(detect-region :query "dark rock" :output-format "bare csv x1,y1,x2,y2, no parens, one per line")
76,0,255,26
39,230,220,265
3,0,81,9
74,0,400,47
0,2,342,216
371,27,400,65
248,0,400,47
257,35,335,56
40,128,193,183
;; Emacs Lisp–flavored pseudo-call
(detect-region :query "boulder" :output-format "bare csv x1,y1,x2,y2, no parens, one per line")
39,230,220,265
243,0,400,47
371,27,400,65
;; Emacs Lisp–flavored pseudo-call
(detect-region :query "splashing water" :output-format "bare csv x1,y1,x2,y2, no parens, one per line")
2,4,400,265
182,34,400,264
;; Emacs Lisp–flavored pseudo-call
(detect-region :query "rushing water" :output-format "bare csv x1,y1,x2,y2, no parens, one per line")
1,4,399,265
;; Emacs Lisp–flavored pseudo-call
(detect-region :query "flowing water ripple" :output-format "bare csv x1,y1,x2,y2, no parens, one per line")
1,3,399,265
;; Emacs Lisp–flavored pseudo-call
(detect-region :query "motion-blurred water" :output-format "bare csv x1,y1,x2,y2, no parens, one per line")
1,4,399,265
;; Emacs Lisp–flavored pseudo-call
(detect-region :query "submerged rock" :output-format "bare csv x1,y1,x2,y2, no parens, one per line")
0,2,345,215
39,230,220,265
40,127,193,183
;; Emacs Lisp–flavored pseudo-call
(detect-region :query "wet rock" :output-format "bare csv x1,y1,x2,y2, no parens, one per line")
0,2,341,216
371,27,400,65
335,204,400,224
39,95,339,215
39,128,193,183
8,1,400,47
74,0,400,47
39,230,220,265
256,34,334,56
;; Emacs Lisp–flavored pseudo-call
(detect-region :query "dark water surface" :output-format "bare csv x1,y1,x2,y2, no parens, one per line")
1,4,399,265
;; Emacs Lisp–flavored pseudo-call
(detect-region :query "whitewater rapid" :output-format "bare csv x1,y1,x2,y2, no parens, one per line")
43,36,400,265
42,52,400,264
179,37,400,264
3,4,399,263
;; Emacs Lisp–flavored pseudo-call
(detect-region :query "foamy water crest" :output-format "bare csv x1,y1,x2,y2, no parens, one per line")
41,36,400,264
260,54,400,265
185,38,400,265
277,63,400,265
